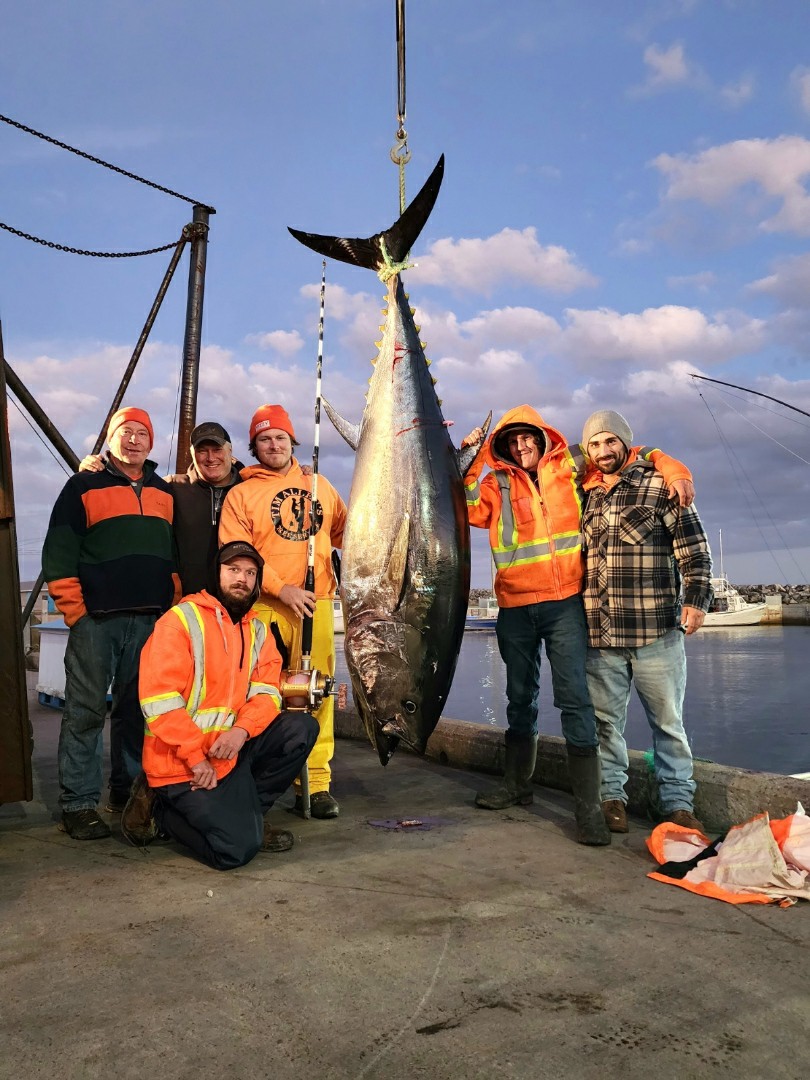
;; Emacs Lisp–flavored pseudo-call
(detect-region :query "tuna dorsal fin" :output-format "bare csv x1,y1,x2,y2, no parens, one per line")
288,156,445,271
456,411,493,477
323,397,360,451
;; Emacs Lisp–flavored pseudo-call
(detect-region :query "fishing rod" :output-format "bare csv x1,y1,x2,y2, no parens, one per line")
689,373,810,420
277,261,334,817
301,259,327,674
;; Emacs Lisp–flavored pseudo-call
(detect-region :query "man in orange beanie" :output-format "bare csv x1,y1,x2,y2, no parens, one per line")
219,404,346,819
43,406,178,840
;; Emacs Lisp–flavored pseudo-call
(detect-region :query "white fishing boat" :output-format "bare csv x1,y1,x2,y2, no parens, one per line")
704,576,766,626
465,595,499,631
703,531,765,626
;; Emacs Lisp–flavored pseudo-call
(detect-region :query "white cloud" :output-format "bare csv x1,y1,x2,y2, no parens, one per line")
412,227,597,296
629,42,693,97
791,67,810,115
748,253,810,308
666,270,717,292
244,329,304,355
558,305,766,366
652,136,810,235
719,74,755,108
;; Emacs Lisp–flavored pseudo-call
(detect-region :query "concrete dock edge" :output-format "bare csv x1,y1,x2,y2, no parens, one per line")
335,709,810,832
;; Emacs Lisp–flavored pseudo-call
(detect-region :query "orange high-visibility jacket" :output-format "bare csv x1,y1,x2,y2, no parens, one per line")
464,405,692,608
139,590,283,787
219,460,346,616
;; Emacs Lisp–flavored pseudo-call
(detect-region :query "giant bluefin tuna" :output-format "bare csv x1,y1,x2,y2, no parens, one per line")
289,157,490,763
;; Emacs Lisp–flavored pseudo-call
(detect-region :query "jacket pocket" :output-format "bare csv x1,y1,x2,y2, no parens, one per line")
619,505,656,545
512,496,534,526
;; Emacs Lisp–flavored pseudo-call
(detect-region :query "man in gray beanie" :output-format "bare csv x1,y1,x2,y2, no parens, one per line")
580,410,713,835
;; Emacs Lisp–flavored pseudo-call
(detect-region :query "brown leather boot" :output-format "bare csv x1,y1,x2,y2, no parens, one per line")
602,800,629,833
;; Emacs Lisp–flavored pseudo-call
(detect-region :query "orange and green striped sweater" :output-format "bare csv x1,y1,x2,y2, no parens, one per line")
42,458,178,627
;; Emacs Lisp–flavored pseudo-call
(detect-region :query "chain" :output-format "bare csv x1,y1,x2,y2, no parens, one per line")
0,112,214,211
0,219,182,257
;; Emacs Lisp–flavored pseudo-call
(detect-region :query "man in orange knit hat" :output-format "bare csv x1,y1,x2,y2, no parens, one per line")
43,407,178,840
219,405,346,819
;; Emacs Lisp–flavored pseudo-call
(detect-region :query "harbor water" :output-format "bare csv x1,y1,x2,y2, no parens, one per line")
335,624,810,777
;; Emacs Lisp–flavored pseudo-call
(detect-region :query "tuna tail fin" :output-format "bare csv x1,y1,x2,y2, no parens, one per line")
288,155,445,271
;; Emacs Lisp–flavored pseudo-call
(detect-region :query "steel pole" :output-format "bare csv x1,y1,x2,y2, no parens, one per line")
0,323,33,803
176,204,214,473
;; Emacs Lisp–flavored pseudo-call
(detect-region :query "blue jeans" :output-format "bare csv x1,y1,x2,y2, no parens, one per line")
585,629,695,812
495,595,598,749
59,612,157,812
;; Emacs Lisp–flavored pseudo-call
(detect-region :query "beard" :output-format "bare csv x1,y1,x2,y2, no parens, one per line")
218,584,254,622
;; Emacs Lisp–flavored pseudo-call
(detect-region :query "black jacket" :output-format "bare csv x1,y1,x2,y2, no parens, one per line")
166,462,243,594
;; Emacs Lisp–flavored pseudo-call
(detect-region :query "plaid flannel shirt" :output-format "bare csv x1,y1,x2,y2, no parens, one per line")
582,459,713,648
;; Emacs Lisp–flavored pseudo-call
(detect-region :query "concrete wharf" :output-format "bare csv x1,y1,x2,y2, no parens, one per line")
2,688,809,1080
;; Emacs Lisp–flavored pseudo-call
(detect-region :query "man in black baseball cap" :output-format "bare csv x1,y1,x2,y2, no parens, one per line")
166,421,246,594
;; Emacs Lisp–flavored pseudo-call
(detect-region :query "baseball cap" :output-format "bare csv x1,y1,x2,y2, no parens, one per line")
218,541,264,569
191,421,231,448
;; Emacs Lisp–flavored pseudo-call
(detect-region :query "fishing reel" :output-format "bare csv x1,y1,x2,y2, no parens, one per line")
279,666,348,712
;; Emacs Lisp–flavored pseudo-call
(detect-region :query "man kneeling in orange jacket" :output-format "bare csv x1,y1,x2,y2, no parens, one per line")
122,541,318,870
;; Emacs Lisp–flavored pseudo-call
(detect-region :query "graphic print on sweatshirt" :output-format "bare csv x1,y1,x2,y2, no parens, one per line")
270,488,324,541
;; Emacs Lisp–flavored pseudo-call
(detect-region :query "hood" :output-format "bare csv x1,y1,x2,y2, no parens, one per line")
213,541,264,608
483,405,568,471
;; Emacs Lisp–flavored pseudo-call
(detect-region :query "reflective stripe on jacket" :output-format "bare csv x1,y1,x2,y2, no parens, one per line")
139,590,283,787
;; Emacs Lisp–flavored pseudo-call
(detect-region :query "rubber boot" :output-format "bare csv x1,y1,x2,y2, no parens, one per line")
566,747,611,846
475,734,538,810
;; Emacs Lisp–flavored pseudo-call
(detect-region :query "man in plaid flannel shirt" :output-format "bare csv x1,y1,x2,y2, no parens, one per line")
580,410,713,836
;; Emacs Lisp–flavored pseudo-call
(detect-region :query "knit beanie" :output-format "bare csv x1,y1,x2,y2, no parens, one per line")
107,407,154,450
249,404,297,444
582,410,633,450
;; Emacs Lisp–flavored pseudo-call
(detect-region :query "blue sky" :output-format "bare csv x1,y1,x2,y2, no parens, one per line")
3,0,810,586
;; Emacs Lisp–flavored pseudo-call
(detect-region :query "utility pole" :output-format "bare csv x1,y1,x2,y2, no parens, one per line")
175,204,214,473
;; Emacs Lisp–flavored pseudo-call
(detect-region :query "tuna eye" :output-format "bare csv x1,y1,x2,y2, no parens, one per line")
403,700,417,714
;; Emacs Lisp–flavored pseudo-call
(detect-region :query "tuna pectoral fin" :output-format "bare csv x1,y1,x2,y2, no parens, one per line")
287,155,445,272
457,411,493,477
359,512,410,612
323,398,360,451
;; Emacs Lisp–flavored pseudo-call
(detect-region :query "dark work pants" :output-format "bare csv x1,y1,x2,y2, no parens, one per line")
495,595,599,750
154,711,319,871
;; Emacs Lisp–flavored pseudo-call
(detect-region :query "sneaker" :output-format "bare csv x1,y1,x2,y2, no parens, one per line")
121,773,159,846
602,800,629,834
60,808,111,841
664,808,705,832
260,824,294,853
293,790,340,819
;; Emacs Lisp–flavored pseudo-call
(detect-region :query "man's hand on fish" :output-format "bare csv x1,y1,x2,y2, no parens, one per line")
280,583,317,618
189,759,218,791
681,605,705,635
669,478,695,507
208,726,248,761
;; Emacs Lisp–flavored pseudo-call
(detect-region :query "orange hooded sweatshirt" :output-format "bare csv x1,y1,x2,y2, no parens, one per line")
464,405,692,608
139,590,283,787
218,459,346,623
